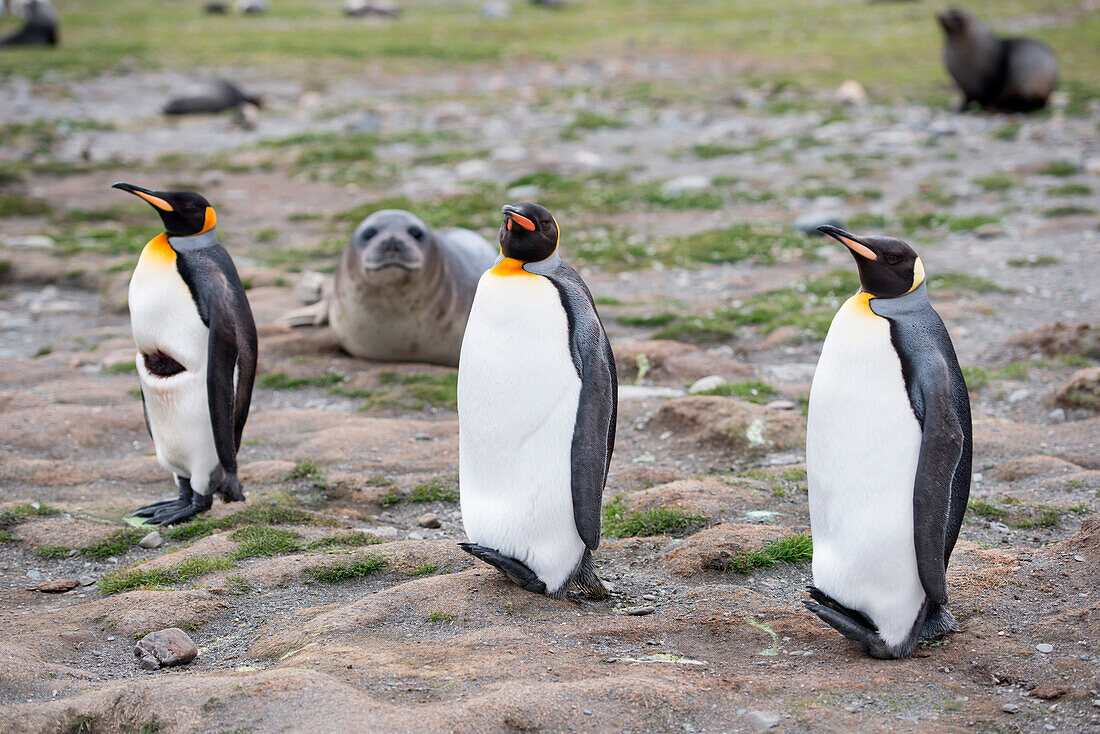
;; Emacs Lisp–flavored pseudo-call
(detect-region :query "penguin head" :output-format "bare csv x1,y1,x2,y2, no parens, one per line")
818,225,926,299
349,209,431,279
499,202,558,263
112,183,215,238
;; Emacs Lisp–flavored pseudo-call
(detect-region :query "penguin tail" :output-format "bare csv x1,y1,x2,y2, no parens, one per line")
458,542,547,596
570,548,607,599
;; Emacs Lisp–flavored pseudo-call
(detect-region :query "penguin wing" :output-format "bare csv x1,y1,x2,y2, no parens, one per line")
177,247,258,473
544,263,617,550
911,356,966,606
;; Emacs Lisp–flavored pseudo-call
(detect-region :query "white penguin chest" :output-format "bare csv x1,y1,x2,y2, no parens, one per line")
128,240,209,369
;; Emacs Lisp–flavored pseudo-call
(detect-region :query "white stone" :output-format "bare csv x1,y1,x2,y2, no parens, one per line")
1035,643,1054,654
688,375,726,394
139,531,163,549
834,79,867,106
660,175,710,196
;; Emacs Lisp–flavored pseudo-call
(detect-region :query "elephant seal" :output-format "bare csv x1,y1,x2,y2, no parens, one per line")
0,0,58,47
937,7,1059,113
282,210,497,367
163,80,261,115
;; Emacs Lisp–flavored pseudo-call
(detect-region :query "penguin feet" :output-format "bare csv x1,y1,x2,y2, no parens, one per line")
921,604,958,640
458,542,548,596
804,586,900,660
571,549,608,599
211,470,246,504
135,479,214,526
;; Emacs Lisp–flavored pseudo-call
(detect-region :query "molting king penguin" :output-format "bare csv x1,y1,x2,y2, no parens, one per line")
457,202,616,598
114,183,258,526
804,225,972,659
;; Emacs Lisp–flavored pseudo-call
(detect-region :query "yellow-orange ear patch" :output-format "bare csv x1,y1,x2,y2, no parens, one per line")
907,257,926,293
134,190,174,212
201,206,217,233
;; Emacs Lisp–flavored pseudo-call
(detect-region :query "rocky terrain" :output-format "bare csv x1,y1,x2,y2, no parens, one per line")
2,2,1100,731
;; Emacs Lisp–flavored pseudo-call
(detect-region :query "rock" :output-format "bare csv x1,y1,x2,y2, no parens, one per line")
79,575,96,586
417,512,442,529
296,271,328,305
1048,408,1066,423
480,0,510,18
624,605,655,616
1002,703,1020,713
29,578,79,593
794,212,844,234
133,628,198,669
232,101,261,130
973,223,1005,239
614,340,754,385
25,569,42,580
1035,643,1054,654
765,400,796,411
372,525,399,539
2,234,54,250
1032,685,1070,700
834,79,867,106
139,531,163,549
1053,367,1100,411
746,710,780,731
345,0,401,17
1004,323,1100,362
688,375,726,394
235,0,268,12
660,175,710,195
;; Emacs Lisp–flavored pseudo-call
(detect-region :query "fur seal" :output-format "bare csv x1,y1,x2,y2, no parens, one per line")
0,0,57,47
283,210,496,368
937,7,1059,112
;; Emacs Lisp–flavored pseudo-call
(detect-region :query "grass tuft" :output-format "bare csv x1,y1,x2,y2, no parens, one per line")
307,533,384,549
231,526,301,558
695,380,778,404
99,555,235,595
304,555,388,583
725,533,813,574
602,496,706,538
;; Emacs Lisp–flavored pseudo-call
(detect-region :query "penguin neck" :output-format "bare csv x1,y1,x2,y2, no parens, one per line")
867,282,930,318
168,227,218,252
517,251,562,276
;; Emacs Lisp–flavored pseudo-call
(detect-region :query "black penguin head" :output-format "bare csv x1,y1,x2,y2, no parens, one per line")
112,183,215,237
499,202,558,263
350,209,431,277
937,7,973,38
818,225,926,299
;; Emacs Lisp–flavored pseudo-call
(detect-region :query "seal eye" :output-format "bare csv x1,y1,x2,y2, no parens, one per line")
362,227,378,241
408,226,425,241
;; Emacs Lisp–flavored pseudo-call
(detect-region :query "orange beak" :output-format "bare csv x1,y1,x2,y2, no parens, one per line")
506,212,536,231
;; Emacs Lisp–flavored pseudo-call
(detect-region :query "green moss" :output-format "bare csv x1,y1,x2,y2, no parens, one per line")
370,371,458,411
1043,205,1096,218
0,192,51,217
0,503,61,538
725,533,813,573
410,564,439,576
990,121,1021,141
564,111,626,137
1013,506,1061,529
80,528,146,559
35,545,71,560
1047,183,1091,196
379,488,402,508
103,361,137,375
617,312,679,328
161,504,332,541
409,476,459,503
285,461,326,489
1006,255,1060,267
307,533,384,549
259,371,344,390
231,526,301,558
967,498,1007,521
427,611,454,622
304,555,388,583
973,174,1016,192
695,380,778,404
961,366,991,391
99,555,235,595
1038,160,1079,177
929,273,1011,294
602,496,707,538
226,576,254,595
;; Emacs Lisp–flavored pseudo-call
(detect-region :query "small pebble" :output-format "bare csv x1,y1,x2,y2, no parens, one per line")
642,594,656,601
139,531,163,549
1002,703,1020,713
1036,643,1054,654
625,605,656,616
79,575,96,587
417,512,442,529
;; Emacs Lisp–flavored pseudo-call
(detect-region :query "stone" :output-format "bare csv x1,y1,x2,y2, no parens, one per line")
1032,685,1070,700
1035,643,1054,654
765,400,796,411
1008,388,1030,404
30,578,79,593
133,628,198,669
973,223,1006,239
372,525,399,539
1002,703,1020,713
1048,408,1066,423
455,159,493,182
139,531,163,549
78,575,96,587
660,175,710,196
746,710,780,731
688,375,726,394
417,512,442,529
232,102,260,130
2,234,54,250
1053,368,1100,411
625,605,655,616
794,212,845,235
834,79,867,106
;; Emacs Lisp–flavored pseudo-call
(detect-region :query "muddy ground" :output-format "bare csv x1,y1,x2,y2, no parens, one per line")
2,25,1100,734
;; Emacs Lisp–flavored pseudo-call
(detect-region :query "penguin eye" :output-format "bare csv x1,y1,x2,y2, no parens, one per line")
362,227,378,240
886,253,901,265
408,226,425,241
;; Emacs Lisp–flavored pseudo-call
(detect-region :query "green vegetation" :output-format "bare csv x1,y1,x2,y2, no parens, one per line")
160,503,333,542
428,611,454,622
80,528,146,559
285,461,327,490
1038,160,1079,177
737,467,808,498
695,380,778,404
564,111,626,137
972,174,1016,192
967,498,1007,521
0,502,62,543
370,371,459,411
1043,205,1096,218
226,576,255,595
304,555,388,583
1006,255,1060,267
929,273,1010,295
410,564,439,576
725,533,813,573
602,496,706,538
0,192,50,218
259,371,344,390
35,545,70,560
307,533,384,549
961,366,991,391
617,312,679,328
231,526,301,558
1047,183,1091,196
99,555,235,595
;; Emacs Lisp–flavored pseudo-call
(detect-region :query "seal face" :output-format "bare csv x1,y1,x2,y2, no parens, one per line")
328,209,497,367
458,202,615,598
804,226,971,659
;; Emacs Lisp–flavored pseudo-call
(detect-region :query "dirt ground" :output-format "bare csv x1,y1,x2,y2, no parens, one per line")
2,6,1100,732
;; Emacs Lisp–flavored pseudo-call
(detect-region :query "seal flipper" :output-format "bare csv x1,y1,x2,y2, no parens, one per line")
459,542,547,596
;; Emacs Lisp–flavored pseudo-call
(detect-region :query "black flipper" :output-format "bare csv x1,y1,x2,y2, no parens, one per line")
804,586,928,659
806,585,877,631
459,542,547,596
536,258,617,551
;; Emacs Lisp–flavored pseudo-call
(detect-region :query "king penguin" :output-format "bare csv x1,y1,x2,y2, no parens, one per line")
457,202,616,598
114,183,258,526
804,225,972,659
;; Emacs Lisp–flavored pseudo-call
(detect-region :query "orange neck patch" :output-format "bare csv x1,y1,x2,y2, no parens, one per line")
490,256,537,277
140,233,176,267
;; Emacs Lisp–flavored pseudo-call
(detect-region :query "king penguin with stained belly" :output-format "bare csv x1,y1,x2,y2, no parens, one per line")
114,183,257,525
805,225,971,659
458,202,616,598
